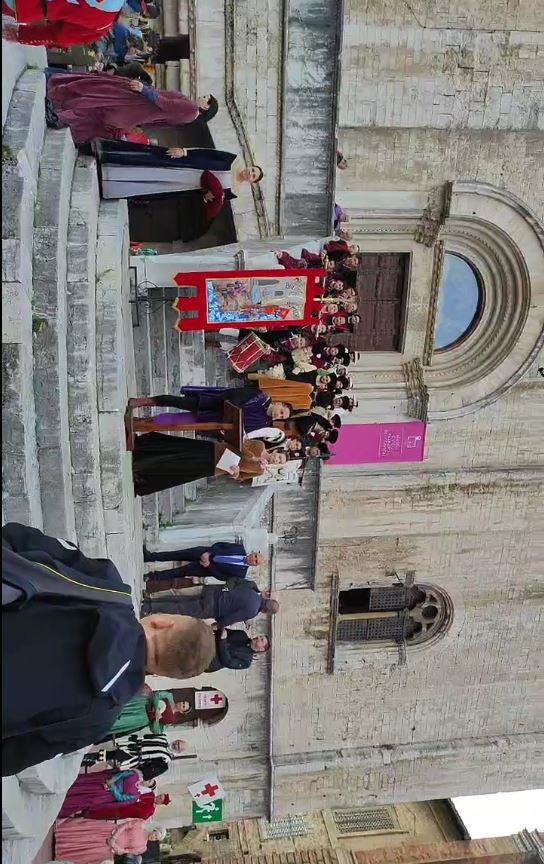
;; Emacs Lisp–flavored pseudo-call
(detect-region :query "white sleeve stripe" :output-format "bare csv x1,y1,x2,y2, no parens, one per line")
56,538,78,550
101,660,131,693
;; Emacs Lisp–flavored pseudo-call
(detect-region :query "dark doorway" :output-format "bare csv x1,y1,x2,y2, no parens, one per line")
332,253,410,351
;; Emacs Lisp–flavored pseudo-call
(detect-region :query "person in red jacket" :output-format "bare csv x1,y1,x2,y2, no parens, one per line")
82,788,171,821
2,0,125,49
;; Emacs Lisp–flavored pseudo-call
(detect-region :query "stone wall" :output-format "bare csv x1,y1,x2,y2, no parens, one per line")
265,366,544,812
195,0,340,240
173,800,463,859
337,0,544,219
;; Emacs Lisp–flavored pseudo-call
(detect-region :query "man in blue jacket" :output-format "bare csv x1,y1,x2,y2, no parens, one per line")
143,540,265,583
2,523,215,777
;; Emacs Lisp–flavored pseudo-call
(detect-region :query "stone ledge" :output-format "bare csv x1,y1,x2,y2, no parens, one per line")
32,129,78,539
2,69,46,290
17,751,83,796
2,339,43,528
96,200,129,413
66,157,106,557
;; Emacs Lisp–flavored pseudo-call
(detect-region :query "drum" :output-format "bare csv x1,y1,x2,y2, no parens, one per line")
227,333,270,373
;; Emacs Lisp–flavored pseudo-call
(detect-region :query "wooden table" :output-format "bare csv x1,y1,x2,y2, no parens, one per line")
125,401,243,452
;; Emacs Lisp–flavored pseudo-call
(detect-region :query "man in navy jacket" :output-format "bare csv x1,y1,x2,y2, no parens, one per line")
143,541,265,583
142,576,279,629
2,523,215,776
206,628,270,671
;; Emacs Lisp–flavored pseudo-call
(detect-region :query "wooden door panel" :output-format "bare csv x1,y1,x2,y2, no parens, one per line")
333,253,409,351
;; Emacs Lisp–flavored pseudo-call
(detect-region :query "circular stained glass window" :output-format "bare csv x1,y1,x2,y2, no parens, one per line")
435,253,483,351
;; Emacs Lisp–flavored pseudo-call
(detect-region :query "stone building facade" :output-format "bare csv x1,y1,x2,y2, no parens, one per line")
202,832,544,864
148,0,544,830
167,800,466,861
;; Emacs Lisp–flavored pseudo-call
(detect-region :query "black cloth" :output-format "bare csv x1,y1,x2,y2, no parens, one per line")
145,541,249,580
290,413,318,436
97,139,237,174
153,34,191,62
132,433,216,496
315,390,334,409
334,265,357,287
111,62,153,85
285,368,319,386
143,578,263,627
2,524,146,776
207,628,255,671
128,190,210,243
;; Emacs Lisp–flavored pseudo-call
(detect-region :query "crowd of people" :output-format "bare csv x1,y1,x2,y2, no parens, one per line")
2,5,359,863
3,523,275,863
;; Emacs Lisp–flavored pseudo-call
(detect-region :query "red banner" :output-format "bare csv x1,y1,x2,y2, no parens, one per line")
172,269,326,331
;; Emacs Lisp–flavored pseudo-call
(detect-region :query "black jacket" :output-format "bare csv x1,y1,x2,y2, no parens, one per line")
2,523,146,776
208,628,255,671
145,577,263,628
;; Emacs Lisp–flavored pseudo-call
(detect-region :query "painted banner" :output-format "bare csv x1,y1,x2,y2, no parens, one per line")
327,421,426,465
170,269,326,331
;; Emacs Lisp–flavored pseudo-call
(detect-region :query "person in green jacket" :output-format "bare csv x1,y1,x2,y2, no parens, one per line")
97,686,191,741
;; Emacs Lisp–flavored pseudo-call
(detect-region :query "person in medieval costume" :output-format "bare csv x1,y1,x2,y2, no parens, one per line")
45,71,218,145
95,139,263,222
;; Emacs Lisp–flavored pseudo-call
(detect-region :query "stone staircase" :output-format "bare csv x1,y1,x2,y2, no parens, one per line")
2,47,143,863
131,277,232,544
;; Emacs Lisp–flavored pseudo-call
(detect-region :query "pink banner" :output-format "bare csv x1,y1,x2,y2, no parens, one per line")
328,421,426,465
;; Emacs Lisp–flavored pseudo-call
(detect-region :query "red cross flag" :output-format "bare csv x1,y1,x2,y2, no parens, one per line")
188,776,225,803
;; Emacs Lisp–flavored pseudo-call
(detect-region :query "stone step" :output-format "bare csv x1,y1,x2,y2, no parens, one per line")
2,67,47,528
32,128,78,540
2,752,82,862
65,156,106,558
96,200,144,600
2,42,46,130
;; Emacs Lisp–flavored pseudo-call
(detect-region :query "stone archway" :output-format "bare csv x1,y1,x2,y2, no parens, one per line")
424,183,544,418
344,182,544,420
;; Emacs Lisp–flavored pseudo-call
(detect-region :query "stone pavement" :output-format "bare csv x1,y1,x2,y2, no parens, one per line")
2,40,144,863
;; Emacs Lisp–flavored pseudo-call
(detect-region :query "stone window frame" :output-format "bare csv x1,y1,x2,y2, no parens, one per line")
326,571,454,674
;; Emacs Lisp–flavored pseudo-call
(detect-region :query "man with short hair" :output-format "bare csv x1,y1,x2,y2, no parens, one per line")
143,540,265,584
2,523,215,776
207,628,270,671
142,577,279,629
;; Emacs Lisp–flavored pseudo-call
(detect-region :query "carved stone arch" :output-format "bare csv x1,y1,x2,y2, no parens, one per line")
425,183,544,419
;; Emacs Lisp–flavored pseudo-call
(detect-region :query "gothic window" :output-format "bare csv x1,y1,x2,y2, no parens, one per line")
336,582,451,647
435,253,483,351
259,815,309,840
332,807,400,834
